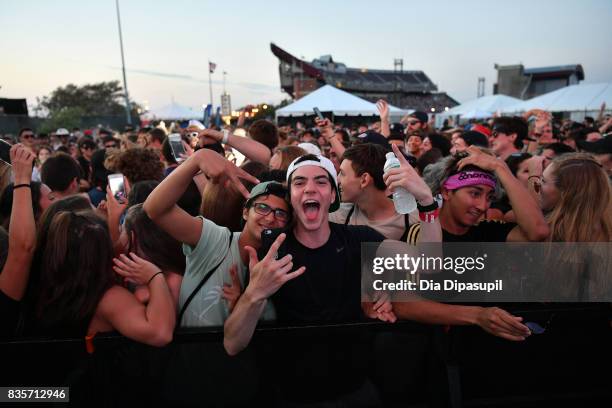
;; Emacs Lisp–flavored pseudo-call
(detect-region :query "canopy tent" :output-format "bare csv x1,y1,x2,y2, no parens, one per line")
501,82,612,114
145,101,201,120
276,85,410,120
439,94,522,118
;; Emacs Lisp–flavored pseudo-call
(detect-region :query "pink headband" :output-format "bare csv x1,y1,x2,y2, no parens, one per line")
443,171,497,191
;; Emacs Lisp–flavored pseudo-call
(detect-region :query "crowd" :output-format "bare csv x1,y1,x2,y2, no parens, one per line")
0,101,610,405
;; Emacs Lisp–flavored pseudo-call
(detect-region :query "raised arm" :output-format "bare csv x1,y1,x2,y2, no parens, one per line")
144,148,259,246
377,100,391,138
99,252,176,346
0,145,37,300
458,146,549,242
197,128,271,165
383,144,442,243
224,233,305,356
316,118,345,157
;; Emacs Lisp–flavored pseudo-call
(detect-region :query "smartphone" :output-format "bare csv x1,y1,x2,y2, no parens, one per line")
108,173,127,203
0,139,11,165
168,133,187,163
313,107,325,121
259,228,288,261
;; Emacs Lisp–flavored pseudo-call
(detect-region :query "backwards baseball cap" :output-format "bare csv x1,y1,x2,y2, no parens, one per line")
408,111,428,123
471,124,492,138
577,136,611,155
355,131,391,150
56,128,70,136
245,181,289,208
461,131,489,148
188,120,205,130
286,154,340,212
388,123,406,142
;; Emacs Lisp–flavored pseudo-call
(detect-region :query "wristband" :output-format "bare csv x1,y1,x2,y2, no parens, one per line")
147,271,163,285
419,207,440,223
416,199,438,213
13,183,31,190
221,129,230,144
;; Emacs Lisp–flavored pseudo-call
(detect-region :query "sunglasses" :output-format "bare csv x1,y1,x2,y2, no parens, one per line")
524,313,555,335
407,121,421,126
21,134,34,139
105,143,118,148
252,202,289,222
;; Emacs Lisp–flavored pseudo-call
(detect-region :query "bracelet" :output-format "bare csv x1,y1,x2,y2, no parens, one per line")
419,207,440,223
13,183,31,190
221,129,230,144
147,271,163,285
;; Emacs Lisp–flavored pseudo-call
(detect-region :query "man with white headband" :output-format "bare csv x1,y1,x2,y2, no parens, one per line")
409,146,549,242
224,153,393,405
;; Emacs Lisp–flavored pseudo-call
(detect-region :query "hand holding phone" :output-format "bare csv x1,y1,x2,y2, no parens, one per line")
313,107,325,121
108,173,127,203
0,139,12,165
168,134,187,163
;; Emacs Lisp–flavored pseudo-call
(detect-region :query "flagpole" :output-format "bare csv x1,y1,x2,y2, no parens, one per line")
208,61,213,108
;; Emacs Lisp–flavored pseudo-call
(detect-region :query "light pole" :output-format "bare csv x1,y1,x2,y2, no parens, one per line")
115,0,132,125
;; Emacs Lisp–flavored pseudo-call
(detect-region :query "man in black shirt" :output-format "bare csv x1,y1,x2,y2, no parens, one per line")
224,154,393,404
408,146,549,243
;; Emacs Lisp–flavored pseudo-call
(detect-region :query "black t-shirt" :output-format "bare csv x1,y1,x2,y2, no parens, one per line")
442,220,516,242
263,222,385,325
0,289,20,339
258,222,385,402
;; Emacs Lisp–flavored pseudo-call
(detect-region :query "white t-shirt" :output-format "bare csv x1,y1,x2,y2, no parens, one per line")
179,217,275,327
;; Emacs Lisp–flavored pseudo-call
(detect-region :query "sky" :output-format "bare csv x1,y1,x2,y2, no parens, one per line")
1,0,611,115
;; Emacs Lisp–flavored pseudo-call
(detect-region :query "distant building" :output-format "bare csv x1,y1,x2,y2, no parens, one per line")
271,43,458,113
493,64,584,100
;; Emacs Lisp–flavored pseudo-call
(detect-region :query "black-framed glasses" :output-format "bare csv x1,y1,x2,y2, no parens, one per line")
252,202,289,221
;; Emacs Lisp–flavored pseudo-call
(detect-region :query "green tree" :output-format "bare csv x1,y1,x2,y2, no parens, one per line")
40,81,129,116
38,107,85,134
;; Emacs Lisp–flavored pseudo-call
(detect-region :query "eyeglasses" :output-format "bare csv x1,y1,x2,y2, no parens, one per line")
21,134,34,139
104,143,118,149
252,202,289,221
407,121,420,126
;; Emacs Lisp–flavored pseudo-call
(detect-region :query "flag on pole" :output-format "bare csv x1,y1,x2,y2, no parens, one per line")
209,62,217,74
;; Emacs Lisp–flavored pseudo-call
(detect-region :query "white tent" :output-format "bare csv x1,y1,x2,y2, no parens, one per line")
276,85,410,120
440,94,522,118
502,82,612,114
146,101,200,120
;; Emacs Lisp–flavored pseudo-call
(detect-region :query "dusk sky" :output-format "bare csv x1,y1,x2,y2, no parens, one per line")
1,0,611,114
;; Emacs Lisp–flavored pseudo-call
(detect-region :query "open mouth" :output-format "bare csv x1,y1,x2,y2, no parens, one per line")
302,200,321,221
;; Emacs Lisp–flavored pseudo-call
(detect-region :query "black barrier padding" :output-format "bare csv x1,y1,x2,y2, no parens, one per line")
0,305,610,407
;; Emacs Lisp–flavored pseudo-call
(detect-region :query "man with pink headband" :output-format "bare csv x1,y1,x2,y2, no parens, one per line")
410,146,549,242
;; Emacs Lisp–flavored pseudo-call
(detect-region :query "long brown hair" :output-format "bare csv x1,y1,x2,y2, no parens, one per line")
199,181,248,232
124,204,186,273
35,210,115,332
546,153,612,242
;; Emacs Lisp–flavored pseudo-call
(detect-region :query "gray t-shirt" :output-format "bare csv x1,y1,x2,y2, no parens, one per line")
179,217,275,327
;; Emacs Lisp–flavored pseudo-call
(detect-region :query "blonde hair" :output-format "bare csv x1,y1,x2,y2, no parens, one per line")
546,153,612,242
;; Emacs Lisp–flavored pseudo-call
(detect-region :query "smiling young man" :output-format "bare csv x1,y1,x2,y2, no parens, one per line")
413,146,549,242
144,148,288,327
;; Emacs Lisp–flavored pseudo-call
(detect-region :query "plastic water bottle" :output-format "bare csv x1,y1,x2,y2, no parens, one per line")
384,152,417,214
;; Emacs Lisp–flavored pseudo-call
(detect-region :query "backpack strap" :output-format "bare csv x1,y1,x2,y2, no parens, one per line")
399,213,411,242
177,233,234,326
344,205,355,225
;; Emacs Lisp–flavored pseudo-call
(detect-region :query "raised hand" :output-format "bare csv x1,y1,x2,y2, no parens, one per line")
113,252,163,286
376,99,389,121
197,128,223,145
315,117,334,141
193,149,259,198
243,233,306,302
383,144,434,203
457,145,502,173
10,144,35,184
